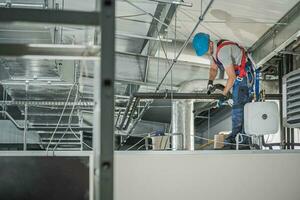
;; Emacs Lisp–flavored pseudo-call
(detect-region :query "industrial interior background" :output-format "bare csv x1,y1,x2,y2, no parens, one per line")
0,0,299,199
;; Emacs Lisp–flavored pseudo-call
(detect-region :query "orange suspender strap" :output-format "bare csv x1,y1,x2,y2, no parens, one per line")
216,41,247,78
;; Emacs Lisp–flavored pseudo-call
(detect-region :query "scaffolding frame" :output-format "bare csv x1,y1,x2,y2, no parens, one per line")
0,1,115,199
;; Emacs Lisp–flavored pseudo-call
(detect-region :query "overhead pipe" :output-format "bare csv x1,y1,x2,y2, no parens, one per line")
133,92,282,100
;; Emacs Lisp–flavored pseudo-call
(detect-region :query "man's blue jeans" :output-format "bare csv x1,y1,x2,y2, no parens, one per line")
226,77,251,143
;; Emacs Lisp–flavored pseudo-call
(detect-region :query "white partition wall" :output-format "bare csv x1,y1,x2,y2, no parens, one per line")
115,151,300,200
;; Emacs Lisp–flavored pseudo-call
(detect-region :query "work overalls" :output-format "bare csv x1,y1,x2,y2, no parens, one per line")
213,41,253,144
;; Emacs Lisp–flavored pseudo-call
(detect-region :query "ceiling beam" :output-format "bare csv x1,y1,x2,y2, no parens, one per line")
249,1,300,67
140,3,177,55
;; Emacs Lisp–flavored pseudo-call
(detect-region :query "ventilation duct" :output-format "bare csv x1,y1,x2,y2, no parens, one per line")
283,69,300,128
171,80,228,150
171,80,209,151
172,99,194,150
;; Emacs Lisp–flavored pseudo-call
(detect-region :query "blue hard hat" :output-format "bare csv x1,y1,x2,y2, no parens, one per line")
192,32,210,56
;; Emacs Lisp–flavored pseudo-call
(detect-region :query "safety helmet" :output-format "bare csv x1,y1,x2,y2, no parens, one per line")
192,32,210,56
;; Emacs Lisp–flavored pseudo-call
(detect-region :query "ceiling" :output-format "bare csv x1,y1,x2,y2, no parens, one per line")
173,0,299,47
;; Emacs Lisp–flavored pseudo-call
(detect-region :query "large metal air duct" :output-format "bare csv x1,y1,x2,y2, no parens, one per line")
171,80,212,150
171,99,194,150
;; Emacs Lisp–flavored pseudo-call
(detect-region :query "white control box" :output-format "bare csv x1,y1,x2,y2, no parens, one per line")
244,102,279,135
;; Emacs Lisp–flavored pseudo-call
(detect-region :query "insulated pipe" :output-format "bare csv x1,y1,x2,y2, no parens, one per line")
171,80,231,151
171,80,208,151
172,99,194,150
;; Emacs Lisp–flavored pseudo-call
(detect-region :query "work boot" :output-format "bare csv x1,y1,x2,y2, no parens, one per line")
222,138,235,150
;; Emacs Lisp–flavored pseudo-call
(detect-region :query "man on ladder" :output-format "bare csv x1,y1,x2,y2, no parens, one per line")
192,32,255,149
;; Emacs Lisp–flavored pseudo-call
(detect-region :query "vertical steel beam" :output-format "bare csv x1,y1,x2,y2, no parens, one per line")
94,0,115,200
278,59,285,149
23,103,28,151
23,83,29,151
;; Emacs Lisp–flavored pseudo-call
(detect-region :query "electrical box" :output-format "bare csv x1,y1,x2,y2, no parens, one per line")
244,102,279,135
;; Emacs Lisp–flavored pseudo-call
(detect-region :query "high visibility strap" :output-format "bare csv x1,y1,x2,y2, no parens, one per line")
216,41,247,78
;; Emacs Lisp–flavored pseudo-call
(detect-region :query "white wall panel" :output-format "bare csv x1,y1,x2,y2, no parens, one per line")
115,151,300,200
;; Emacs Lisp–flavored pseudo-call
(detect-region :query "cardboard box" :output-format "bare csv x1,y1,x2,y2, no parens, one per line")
214,134,225,149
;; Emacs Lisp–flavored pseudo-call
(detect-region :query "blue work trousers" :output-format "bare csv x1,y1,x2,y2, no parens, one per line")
227,77,251,143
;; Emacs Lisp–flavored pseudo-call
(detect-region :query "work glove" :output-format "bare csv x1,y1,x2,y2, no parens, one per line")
217,94,230,108
207,80,214,95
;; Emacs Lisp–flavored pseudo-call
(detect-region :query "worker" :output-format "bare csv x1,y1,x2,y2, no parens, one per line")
192,32,254,148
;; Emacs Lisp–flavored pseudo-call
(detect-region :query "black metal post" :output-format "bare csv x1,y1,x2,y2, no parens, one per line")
94,0,115,200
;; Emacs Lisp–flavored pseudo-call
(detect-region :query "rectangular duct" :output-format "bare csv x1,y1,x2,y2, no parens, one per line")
283,69,300,128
